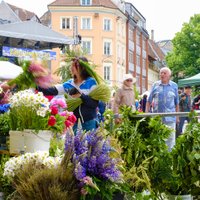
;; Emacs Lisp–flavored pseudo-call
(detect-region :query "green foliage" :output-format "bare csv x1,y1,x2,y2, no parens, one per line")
8,60,35,90
49,136,65,157
104,106,171,197
0,155,14,197
169,114,200,195
0,113,10,135
166,14,200,82
54,48,87,82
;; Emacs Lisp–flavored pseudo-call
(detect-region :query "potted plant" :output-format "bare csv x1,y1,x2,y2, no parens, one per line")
8,89,77,154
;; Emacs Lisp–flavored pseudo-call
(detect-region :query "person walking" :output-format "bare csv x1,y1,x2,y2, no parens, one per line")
192,94,200,110
37,57,100,133
112,73,136,124
179,85,192,134
139,94,148,112
146,67,179,151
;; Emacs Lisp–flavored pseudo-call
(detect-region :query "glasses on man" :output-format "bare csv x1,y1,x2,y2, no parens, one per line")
126,79,133,82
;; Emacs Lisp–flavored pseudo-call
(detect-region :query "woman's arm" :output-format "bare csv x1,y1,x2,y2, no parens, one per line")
37,86,58,95
80,94,98,108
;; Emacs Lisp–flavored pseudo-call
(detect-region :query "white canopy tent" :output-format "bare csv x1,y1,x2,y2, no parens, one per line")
0,61,22,79
0,21,74,49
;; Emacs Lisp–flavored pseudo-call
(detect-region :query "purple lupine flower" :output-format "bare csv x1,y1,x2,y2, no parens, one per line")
74,162,86,180
64,127,123,190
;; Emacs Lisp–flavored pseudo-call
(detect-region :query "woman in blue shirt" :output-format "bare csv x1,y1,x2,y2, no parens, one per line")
38,57,99,133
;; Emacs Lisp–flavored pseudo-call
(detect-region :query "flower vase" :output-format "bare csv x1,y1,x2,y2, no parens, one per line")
9,130,25,154
9,130,52,154
24,129,52,153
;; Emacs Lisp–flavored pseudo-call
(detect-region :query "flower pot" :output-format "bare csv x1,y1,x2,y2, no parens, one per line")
9,130,25,154
24,130,52,153
168,194,193,200
9,130,52,154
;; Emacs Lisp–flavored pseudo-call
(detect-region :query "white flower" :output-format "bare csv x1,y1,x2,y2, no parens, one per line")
3,151,62,178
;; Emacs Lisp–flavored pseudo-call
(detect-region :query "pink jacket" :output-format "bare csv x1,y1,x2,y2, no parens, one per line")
112,85,135,114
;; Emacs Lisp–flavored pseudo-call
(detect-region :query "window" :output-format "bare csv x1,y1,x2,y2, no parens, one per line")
104,19,111,31
143,59,145,68
104,65,111,81
81,0,91,5
129,51,134,63
136,32,140,46
104,42,111,55
129,28,134,41
82,40,92,54
61,17,71,29
81,18,91,30
136,55,140,66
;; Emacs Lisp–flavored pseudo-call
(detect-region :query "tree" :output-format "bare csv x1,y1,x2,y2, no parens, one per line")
166,14,200,83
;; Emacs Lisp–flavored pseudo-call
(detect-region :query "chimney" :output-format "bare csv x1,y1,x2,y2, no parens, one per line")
151,29,154,41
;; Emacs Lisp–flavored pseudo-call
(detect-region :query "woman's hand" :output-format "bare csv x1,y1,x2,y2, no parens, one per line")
71,93,81,98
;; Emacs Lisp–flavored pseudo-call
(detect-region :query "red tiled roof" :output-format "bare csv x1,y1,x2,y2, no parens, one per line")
49,0,118,9
149,39,165,61
8,3,38,21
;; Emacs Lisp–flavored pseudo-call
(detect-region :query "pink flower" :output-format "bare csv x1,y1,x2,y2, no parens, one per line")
60,111,67,117
67,114,77,124
50,105,58,115
64,120,73,128
51,99,67,108
35,75,53,88
48,115,56,126
29,62,47,77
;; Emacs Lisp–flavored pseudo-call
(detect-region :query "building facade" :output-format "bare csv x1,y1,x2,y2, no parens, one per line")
125,2,149,94
48,0,127,86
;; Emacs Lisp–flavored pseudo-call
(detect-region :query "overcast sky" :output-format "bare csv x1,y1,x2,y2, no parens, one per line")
3,0,200,41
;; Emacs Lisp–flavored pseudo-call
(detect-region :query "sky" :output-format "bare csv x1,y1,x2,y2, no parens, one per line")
3,0,200,41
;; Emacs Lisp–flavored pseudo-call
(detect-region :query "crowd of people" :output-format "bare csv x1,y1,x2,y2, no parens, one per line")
1,57,199,152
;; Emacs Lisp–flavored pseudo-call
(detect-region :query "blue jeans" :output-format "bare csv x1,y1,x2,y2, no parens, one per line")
73,119,98,134
164,122,176,152
179,117,190,134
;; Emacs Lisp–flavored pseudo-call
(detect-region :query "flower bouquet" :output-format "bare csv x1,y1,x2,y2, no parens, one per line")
65,127,124,200
8,89,77,153
7,60,54,91
9,89,76,133
0,85,11,114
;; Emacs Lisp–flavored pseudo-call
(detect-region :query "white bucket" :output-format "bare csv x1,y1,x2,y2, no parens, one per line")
9,130,25,154
24,130,52,153
9,130,52,154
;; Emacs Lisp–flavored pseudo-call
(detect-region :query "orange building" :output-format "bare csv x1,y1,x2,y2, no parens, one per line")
48,0,127,86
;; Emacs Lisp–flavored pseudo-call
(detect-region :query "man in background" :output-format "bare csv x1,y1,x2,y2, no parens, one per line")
146,67,179,151
179,85,192,134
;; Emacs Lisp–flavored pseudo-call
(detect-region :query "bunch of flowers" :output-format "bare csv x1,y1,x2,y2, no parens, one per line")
65,128,124,199
9,89,76,133
8,60,54,91
3,151,62,179
0,85,11,113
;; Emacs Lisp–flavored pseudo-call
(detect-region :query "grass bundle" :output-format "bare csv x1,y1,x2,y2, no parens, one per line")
10,152,79,200
66,84,111,111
